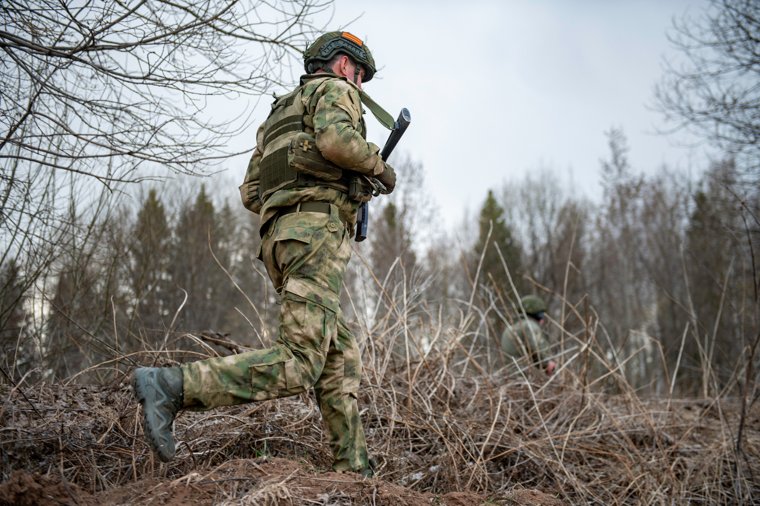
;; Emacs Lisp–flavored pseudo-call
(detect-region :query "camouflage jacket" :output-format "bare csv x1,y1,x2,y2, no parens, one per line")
501,317,552,370
241,73,385,231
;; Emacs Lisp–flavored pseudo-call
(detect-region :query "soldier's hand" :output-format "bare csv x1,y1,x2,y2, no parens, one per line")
376,162,396,194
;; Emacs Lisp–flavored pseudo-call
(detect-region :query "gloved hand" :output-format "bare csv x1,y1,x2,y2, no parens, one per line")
376,162,396,194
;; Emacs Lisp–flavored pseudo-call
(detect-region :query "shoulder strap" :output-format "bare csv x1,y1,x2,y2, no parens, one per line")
301,73,395,130
359,90,395,130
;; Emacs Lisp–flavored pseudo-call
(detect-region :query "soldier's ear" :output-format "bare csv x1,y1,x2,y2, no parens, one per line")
339,54,354,75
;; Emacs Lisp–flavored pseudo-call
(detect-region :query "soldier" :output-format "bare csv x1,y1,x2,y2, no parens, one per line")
132,31,397,478
501,295,557,376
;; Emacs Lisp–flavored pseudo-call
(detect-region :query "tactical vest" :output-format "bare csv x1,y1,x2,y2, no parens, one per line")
258,77,361,201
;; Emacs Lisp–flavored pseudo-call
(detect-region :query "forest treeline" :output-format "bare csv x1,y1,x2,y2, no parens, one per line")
0,0,758,399
1,130,757,397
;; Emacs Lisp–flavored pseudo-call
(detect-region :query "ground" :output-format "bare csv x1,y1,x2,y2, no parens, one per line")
0,457,566,506
1,374,757,504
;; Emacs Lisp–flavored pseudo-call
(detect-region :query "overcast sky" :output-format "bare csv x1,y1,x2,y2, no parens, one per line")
228,0,712,230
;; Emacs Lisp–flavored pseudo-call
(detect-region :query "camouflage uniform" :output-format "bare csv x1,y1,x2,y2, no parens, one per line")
501,316,552,371
181,73,386,473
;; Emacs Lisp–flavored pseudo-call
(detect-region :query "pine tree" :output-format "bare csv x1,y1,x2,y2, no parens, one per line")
472,190,524,298
128,189,171,346
168,185,233,332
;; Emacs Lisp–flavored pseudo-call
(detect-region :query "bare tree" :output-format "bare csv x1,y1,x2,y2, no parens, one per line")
0,0,332,289
0,0,331,183
655,0,760,178
45,194,128,380
654,0,759,395
0,259,32,378
0,1,331,374
586,129,663,389
500,168,590,308
682,159,759,394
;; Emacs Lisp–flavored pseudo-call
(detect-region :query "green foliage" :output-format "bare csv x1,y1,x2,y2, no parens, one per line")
169,185,225,331
128,189,172,345
473,189,524,295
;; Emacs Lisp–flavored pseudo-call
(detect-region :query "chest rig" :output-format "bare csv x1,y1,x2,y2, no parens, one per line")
258,76,364,201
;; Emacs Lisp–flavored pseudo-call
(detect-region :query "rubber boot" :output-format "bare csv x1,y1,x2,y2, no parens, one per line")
360,457,377,478
132,366,183,462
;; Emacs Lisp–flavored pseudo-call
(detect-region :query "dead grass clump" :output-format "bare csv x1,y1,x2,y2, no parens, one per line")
357,335,759,504
1,305,758,504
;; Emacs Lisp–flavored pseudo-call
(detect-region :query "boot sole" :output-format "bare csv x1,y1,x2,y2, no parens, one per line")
133,369,176,462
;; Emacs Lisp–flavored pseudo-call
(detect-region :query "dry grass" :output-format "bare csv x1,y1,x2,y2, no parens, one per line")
2,316,758,504
1,257,759,504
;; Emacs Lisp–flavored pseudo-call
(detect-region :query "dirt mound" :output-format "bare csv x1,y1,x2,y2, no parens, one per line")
0,458,497,506
0,470,87,506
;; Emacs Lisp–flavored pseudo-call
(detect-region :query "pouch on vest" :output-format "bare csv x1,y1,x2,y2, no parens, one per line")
288,132,343,182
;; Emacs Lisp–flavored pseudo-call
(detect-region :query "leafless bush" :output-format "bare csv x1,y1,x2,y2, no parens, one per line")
655,0,760,179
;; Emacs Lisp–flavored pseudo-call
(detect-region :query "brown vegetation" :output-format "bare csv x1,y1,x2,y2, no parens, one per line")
1,318,758,504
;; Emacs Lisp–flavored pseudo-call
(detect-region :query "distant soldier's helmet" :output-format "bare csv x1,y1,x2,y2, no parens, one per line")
303,31,377,82
520,295,547,317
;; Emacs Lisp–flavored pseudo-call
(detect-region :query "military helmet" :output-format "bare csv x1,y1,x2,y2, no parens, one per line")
303,31,377,82
520,295,547,316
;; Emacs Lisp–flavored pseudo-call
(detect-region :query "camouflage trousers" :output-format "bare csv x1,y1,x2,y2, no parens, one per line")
181,204,368,472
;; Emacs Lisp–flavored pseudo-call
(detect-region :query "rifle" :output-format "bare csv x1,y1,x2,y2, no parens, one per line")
355,107,412,241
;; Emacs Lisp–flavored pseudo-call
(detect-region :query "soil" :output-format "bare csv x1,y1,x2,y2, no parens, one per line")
2,378,756,504
0,457,561,505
